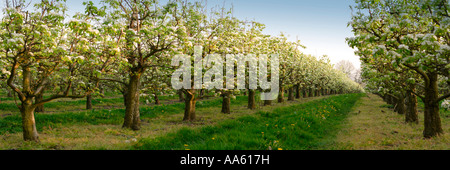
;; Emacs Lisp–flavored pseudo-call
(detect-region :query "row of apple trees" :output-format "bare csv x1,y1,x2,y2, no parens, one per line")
348,0,450,138
0,0,362,142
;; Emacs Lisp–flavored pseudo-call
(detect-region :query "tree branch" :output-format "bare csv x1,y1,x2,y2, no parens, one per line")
402,63,430,85
410,90,425,101
437,92,450,103
7,58,26,102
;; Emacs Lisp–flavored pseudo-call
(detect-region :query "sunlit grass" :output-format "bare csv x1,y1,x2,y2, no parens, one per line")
134,94,364,150
328,94,450,150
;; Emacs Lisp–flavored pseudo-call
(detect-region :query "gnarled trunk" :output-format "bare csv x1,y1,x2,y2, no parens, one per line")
184,90,196,121
405,89,419,124
423,73,443,138
123,73,142,131
21,100,39,142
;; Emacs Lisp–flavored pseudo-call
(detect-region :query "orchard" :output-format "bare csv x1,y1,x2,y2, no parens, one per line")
0,0,447,152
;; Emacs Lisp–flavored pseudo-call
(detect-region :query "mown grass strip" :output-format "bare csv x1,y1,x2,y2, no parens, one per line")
134,93,365,150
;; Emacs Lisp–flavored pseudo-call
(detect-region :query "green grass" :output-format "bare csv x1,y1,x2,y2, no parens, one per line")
0,95,249,135
134,93,364,150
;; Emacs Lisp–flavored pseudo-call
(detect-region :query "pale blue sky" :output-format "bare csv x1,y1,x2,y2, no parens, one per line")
2,0,360,68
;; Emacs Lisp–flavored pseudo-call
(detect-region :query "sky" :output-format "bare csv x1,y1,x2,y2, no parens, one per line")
1,0,361,69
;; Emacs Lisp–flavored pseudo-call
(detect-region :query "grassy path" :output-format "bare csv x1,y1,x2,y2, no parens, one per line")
326,94,450,150
134,94,364,150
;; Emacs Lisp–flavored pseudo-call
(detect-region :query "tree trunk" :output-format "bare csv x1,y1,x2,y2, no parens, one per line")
278,87,285,103
86,94,93,110
423,73,443,138
123,73,142,131
405,88,419,124
184,90,196,121
295,85,301,99
248,89,256,110
288,87,295,101
35,93,44,113
264,100,272,106
309,88,314,97
221,91,231,114
178,90,185,102
386,95,394,105
303,89,308,98
154,93,160,105
395,95,406,115
21,100,39,142
71,86,77,99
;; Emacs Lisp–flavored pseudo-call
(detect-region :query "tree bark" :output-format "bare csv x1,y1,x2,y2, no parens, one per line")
35,93,44,113
178,90,185,102
405,88,419,124
303,89,308,98
71,86,77,99
123,73,142,131
21,100,39,142
154,93,160,105
86,94,93,110
248,89,256,110
184,90,196,121
423,73,443,138
295,85,301,99
395,95,406,115
278,87,285,103
309,88,314,97
221,91,231,114
288,87,295,101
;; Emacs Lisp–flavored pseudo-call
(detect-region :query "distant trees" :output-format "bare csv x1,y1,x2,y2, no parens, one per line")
335,60,356,79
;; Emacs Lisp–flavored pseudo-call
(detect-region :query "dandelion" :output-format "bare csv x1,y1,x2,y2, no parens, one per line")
278,148,283,150
184,144,189,147
212,137,215,140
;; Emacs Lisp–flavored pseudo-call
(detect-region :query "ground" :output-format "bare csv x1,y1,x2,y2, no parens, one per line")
328,93,450,150
0,93,448,150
